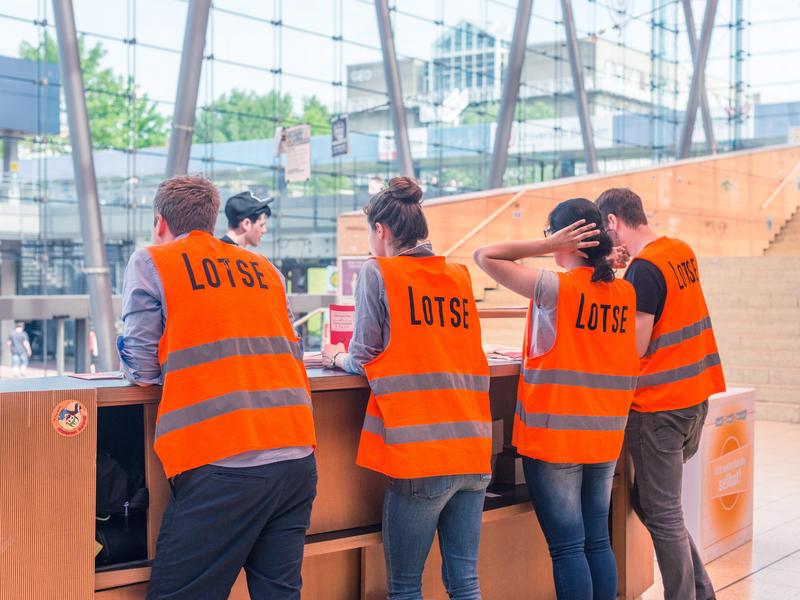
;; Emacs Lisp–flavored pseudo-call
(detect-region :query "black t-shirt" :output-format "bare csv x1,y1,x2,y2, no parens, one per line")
220,234,237,246
624,259,667,323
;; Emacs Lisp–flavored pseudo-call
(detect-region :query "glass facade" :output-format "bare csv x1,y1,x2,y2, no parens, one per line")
0,0,792,302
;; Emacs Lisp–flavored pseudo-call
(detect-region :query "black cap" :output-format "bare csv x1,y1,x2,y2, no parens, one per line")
224,191,273,225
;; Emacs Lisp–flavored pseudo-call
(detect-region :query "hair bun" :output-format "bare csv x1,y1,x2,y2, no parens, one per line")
387,176,423,204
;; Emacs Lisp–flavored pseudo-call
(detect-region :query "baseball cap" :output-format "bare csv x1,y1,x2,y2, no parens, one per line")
224,191,274,225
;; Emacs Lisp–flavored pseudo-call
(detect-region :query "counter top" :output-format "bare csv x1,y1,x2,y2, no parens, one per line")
0,360,522,404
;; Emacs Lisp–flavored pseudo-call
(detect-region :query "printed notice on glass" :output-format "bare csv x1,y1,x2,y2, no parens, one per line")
285,124,312,183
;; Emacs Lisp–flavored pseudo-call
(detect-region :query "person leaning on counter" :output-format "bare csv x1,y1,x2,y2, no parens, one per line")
322,177,493,600
117,175,317,600
473,198,640,600
596,188,726,600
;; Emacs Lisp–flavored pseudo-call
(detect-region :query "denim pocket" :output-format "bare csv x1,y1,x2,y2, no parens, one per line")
411,475,453,499
651,410,697,453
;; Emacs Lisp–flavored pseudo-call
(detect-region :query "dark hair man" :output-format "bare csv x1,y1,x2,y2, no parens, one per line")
222,191,273,248
596,187,725,600
118,175,316,599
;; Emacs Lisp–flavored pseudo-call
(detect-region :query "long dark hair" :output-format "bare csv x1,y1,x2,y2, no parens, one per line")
547,198,615,283
363,177,429,250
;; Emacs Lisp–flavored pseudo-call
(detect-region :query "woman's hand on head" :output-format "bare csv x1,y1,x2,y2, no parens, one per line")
546,219,600,254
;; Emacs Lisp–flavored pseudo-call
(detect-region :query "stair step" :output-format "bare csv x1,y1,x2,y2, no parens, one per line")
755,401,800,423
715,333,800,352
727,383,800,405
712,319,800,335
724,366,800,386
720,349,800,368
706,293,799,309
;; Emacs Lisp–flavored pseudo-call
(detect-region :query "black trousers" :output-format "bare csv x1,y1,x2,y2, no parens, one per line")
147,454,318,600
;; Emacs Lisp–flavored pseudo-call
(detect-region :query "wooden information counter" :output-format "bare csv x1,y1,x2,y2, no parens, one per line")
0,364,653,600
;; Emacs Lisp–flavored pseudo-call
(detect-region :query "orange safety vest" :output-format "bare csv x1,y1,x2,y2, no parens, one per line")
514,267,639,464
148,231,316,477
631,237,726,412
356,256,492,479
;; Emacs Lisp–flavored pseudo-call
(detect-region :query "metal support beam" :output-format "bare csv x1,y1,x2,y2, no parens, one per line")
375,0,414,178
681,0,716,153
165,0,212,177
561,0,598,173
733,0,744,149
52,0,118,372
676,0,718,159
487,0,533,189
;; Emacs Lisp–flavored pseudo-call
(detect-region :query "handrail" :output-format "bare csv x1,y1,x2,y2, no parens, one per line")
761,159,800,210
442,189,528,258
477,307,527,319
293,307,326,328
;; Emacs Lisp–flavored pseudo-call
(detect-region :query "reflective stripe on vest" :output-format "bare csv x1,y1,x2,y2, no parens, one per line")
522,368,637,391
630,237,726,411
637,352,721,389
643,316,713,358
362,414,492,445
513,268,638,464
147,232,316,477
155,387,311,439
356,255,492,478
369,372,490,396
162,336,303,374
516,402,627,432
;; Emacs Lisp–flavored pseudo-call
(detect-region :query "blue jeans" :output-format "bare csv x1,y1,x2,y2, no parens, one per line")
522,458,617,600
147,454,317,600
383,473,491,600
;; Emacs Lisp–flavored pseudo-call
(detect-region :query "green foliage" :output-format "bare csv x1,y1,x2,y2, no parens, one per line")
461,99,554,124
196,92,333,142
19,32,168,150
195,89,294,143
300,95,332,135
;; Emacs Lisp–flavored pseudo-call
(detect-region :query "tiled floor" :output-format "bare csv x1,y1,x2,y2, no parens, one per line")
642,421,800,600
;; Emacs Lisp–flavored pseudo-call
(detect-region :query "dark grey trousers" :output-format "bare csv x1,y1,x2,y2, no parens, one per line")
626,401,715,600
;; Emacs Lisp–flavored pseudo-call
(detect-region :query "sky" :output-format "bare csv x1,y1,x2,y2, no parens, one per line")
1,0,800,116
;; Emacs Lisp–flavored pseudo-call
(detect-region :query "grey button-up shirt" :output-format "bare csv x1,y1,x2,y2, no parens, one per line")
342,243,435,375
117,235,311,467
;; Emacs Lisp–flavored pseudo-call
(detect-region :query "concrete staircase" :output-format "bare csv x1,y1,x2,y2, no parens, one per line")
766,209,800,255
701,256,800,422
478,256,800,422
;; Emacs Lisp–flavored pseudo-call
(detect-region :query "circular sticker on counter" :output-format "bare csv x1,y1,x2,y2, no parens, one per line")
51,400,88,437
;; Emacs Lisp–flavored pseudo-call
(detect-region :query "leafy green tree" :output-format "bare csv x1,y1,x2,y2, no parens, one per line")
301,95,332,135
195,89,294,143
196,91,333,142
19,33,168,149
461,99,554,124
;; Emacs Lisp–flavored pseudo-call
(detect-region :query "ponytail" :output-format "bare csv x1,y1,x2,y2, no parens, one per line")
589,229,615,283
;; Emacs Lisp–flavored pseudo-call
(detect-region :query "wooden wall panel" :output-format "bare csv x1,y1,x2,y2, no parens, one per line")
361,512,555,600
308,389,387,533
301,550,361,600
95,584,148,599
0,389,97,600
337,146,800,282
